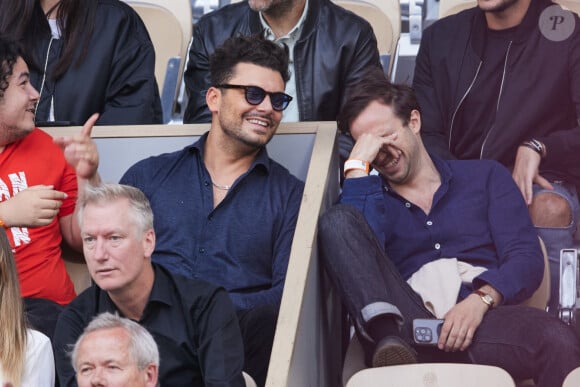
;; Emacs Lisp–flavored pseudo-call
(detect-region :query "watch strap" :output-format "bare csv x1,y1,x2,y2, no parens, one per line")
473,289,494,308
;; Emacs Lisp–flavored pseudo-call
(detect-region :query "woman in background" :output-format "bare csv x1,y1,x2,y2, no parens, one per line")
0,228,54,387
0,0,162,126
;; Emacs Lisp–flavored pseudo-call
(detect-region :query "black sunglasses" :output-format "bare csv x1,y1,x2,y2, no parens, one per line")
214,84,293,112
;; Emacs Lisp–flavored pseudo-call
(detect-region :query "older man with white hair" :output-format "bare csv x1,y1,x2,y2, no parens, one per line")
72,312,159,387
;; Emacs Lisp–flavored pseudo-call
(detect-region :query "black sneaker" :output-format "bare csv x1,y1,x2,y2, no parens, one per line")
372,335,418,367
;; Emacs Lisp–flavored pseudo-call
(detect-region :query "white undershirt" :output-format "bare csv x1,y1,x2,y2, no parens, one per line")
43,19,61,121
260,0,309,122
48,18,61,39
0,329,55,387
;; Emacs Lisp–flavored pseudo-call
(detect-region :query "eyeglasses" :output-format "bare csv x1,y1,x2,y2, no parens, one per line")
214,84,293,112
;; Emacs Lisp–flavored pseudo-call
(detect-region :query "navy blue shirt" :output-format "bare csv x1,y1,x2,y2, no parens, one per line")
54,264,245,387
340,157,543,304
120,133,304,311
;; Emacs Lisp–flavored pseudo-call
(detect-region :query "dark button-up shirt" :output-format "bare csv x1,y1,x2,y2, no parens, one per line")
54,263,245,387
120,133,304,311
340,157,543,304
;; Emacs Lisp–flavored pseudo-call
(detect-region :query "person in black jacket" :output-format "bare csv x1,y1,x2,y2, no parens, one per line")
184,0,381,124
413,0,580,313
0,0,162,126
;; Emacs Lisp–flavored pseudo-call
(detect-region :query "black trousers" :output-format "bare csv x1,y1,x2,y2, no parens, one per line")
237,304,278,387
24,297,64,340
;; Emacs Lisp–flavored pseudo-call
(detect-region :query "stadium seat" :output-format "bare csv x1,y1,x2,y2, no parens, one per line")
345,363,516,387
563,366,580,387
521,237,551,310
243,371,258,387
333,0,401,77
438,0,475,19
64,260,92,295
554,0,580,15
121,0,192,123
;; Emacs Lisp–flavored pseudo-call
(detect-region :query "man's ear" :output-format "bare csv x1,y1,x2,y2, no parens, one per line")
206,87,220,113
142,229,156,258
144,363,158,387
408,109,422,134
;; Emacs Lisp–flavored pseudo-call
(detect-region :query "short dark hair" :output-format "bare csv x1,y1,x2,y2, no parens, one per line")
338,69,421,134
0,37,20,100
209,34,290,86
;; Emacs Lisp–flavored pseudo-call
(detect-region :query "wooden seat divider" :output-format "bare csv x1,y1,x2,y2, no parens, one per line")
43,122,341,387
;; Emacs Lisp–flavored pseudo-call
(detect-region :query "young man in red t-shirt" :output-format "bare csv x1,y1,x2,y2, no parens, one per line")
0,38,100,338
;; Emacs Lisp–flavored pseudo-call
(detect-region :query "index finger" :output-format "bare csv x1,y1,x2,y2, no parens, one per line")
81,113,99,138
27,184,55,190
40,189,68,200
437,319,452,350
380,131,398,140
534,174,554,191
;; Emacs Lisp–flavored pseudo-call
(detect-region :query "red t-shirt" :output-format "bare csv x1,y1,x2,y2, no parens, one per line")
0,129,76,304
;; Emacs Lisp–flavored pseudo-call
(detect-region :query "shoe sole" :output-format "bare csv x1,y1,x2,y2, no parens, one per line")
372,340,418,367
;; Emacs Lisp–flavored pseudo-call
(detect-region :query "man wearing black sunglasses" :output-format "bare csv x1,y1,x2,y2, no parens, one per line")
120,34,304,387
212,84,293,112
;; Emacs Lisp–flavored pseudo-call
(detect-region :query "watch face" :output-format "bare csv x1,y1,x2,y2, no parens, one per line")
483,294,494,305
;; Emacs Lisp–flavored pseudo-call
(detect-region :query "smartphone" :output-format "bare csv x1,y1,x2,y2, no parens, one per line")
413,318,444,345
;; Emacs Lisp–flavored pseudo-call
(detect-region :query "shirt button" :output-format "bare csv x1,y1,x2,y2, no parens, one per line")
199,248,205,254
434,243,441,250
204,181,210,187
426,220,433,226
405,202,411,208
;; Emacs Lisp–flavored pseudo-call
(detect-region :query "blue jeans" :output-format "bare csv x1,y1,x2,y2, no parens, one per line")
318,205,580,387
533,182,580,314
